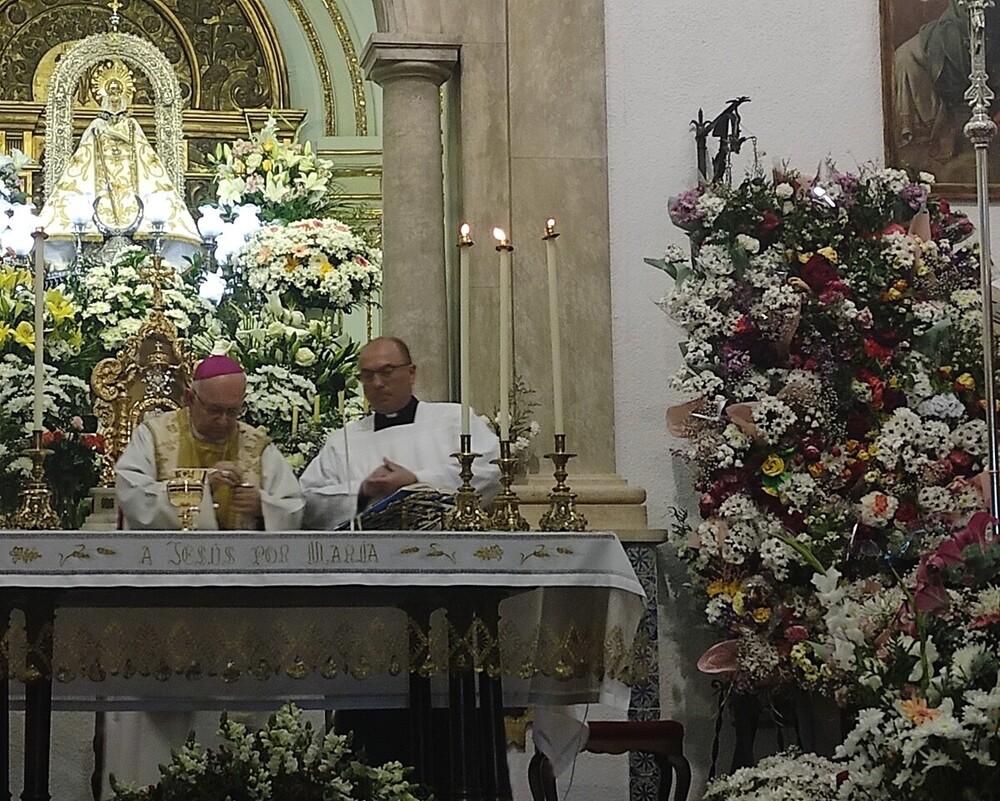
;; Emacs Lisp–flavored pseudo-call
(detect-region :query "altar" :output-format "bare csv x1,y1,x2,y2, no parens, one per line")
1,529,645,801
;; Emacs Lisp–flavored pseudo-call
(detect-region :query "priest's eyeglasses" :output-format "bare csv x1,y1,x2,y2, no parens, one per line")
192,391,243,419
359,363,411,383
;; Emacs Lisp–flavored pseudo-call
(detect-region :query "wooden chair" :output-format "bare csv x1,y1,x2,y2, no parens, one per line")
528,720,691,801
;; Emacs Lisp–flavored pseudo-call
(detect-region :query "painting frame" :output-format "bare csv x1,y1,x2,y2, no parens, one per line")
879,0,1000,199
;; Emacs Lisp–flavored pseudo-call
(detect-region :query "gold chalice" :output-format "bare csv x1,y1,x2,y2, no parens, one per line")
166,468,208,531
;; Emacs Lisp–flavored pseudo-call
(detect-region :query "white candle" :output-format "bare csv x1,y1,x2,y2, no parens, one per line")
291,405,299,436
494,227,512,441
32,229,46,431
458,223,473,436
544,218,564,434
313,394,321,423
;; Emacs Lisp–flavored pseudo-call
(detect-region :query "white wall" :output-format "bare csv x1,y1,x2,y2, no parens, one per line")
605,1,1000,797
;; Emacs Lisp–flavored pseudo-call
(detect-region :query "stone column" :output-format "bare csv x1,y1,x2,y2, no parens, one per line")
362,34,459,401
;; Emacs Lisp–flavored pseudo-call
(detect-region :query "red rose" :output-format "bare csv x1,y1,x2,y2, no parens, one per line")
894,499,918,523
799,254,839,293
760,211,781,232
938,199,951,215
784,625,809,643
863,338,894,366
882,222,906,236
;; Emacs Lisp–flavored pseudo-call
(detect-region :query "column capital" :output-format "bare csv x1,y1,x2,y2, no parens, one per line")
361,33,460,86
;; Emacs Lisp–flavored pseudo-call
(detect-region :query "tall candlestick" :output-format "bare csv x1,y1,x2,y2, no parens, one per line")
291,405,299,436
458,223,473,436
494,227,513,441
543,218,564,434
32,229,47,431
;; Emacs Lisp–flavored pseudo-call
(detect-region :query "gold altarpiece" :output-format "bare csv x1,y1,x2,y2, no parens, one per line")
0,0,341,212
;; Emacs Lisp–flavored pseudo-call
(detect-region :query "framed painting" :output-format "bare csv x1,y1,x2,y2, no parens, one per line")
879,0,1000,198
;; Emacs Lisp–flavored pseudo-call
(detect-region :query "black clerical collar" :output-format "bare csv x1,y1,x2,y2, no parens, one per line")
373,396,419,431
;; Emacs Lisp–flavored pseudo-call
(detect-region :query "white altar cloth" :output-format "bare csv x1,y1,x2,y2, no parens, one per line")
1,530,645,777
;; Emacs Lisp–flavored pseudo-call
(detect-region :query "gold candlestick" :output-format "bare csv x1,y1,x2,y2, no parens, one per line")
539,434,587,532
443,434,490,531
490,440,529,531
11,430,62,530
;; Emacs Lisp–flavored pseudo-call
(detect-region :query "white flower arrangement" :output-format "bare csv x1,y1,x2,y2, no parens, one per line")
71,246,214,353
703,751,840,801
109,702,427,801
211,116,335,222
234,218,382,313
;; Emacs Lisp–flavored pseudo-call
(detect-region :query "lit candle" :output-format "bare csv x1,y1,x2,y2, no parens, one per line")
32,229,46,431
291,405,299,436
543,218,564,434
458,223,473,435
494,227,513,441
313,394,321,423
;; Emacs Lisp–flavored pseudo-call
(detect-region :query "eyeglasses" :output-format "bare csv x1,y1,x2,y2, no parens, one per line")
192,391,243,420
358,363,411,383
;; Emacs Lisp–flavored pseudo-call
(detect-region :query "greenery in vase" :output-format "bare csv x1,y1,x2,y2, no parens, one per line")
482,372,541,459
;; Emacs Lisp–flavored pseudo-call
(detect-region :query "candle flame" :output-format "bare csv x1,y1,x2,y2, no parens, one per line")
460,223,471,237
458,222,473,246
492,227,507,242
543,218,559,239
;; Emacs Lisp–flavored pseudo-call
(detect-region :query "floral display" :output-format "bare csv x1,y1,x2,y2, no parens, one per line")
41,418,105,528
67,246,214,366
652,164,986,691
709,515,1000,801
210,116,335,223
108,703,428,801
232,217,381,313
702,750,839,801
0,265,82,363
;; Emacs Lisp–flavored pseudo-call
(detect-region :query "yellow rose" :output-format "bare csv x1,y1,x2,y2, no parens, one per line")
731,591,745,615
956,373,976,390
262,159,273,172
752,607,772,624
761,454,785,477
817,246,838,263
886,288,902,301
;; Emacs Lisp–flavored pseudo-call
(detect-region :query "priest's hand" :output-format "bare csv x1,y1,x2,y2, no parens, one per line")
360,459,418,501
209,461,242,493
232,483,263,520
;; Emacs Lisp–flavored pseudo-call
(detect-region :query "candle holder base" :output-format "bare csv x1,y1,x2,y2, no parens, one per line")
443,434,490,531
490,441,529,531
539,434,588,532
11,431,62,530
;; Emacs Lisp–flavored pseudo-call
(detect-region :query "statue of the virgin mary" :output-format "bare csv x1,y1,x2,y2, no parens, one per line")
38,61,201,265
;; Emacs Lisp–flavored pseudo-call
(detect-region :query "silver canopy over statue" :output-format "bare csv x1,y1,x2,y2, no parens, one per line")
38,60,200,265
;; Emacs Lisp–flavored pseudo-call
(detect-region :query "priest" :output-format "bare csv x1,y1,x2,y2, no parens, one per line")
300,336,500,529
115,354,303,530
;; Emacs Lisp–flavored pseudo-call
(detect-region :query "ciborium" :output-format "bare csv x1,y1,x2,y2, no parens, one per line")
166,468,207,531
